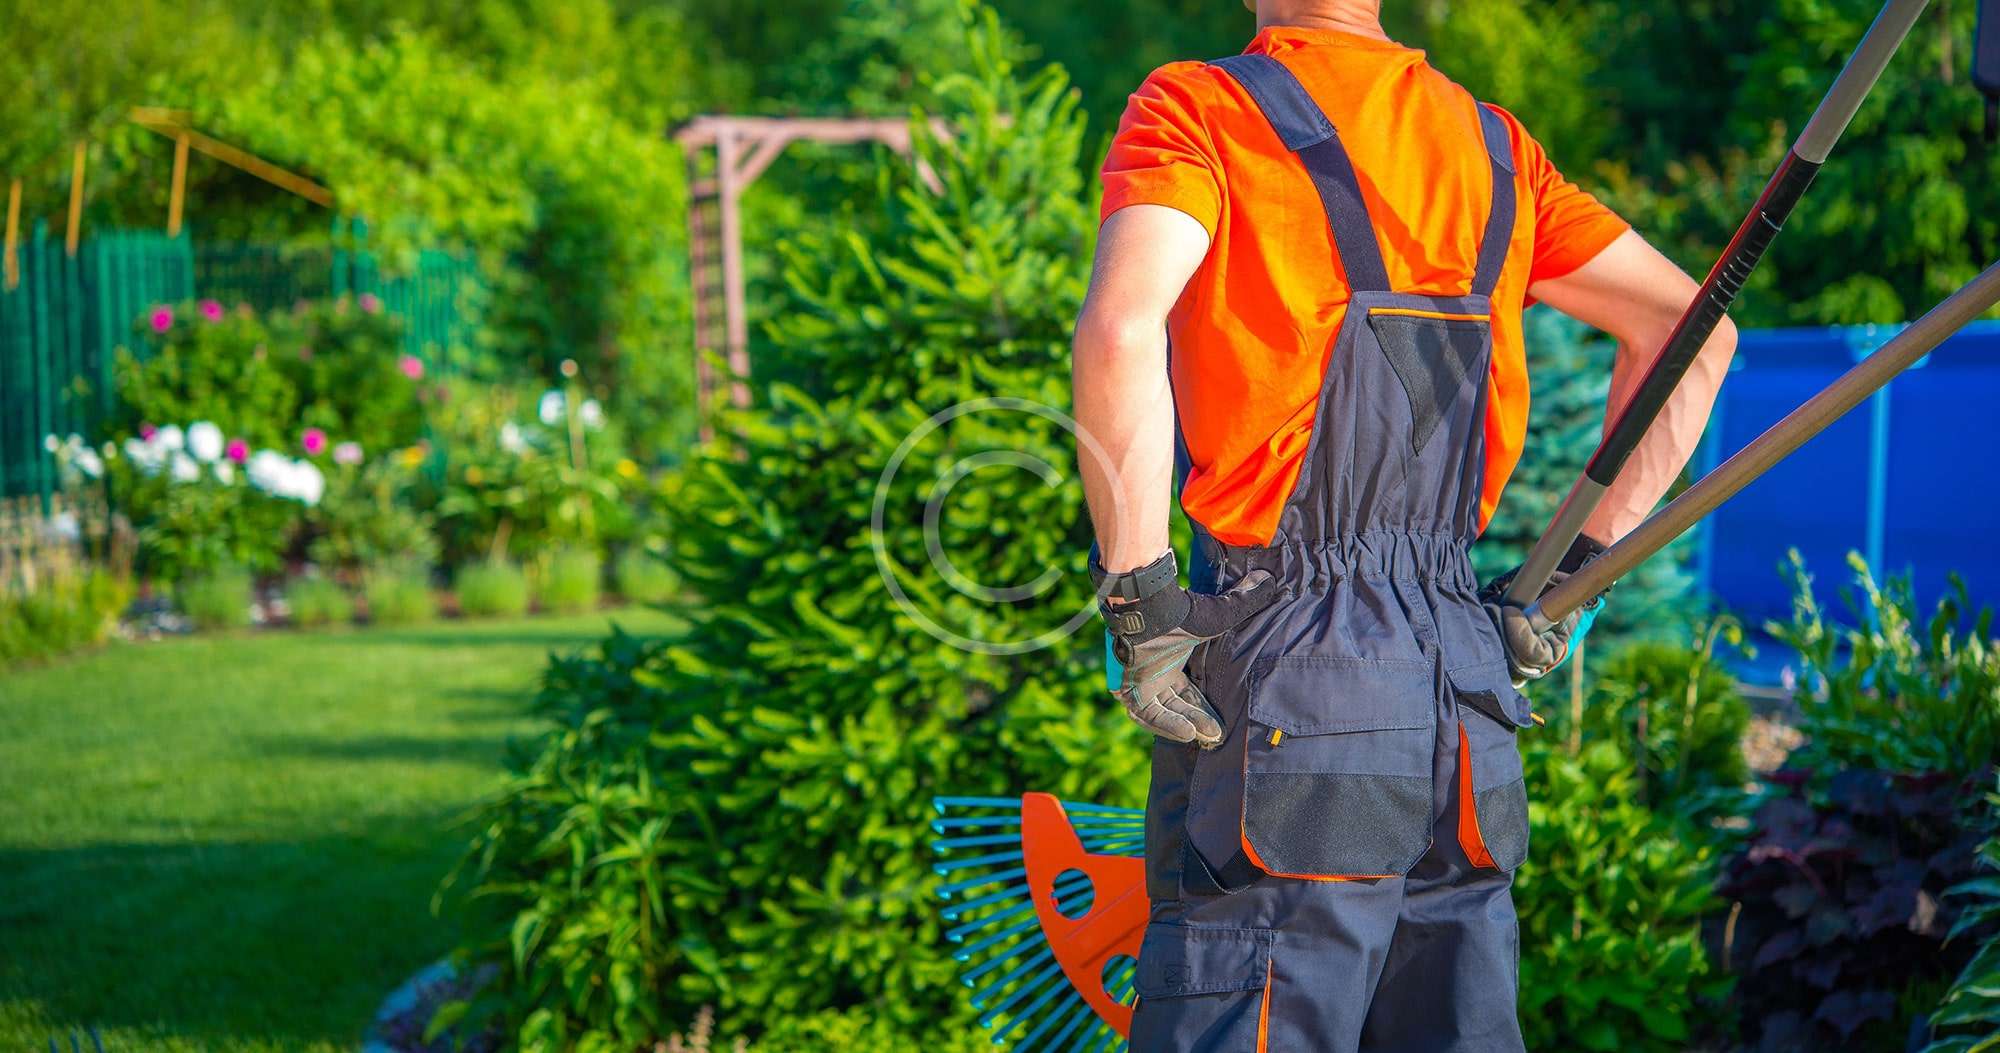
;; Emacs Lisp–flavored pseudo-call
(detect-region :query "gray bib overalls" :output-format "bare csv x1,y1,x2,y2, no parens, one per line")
1131,53,1536,1053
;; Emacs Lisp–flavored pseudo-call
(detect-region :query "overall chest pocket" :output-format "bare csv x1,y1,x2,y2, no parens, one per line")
1240,657,1438,879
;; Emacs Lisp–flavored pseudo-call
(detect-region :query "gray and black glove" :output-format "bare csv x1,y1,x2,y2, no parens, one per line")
1093,549,1282,748
1479,534,1610,683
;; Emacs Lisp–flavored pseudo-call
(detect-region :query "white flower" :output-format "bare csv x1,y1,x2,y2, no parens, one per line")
247,449,292,493
48,512,80,542
214,460,235,484
169,451,200,483
43,434,60,453
186,421,225,463
499,421,529,454
538,390,565,426
579,398,605,430
155,425,185,452
124,437,165,474
289,460,325,506
74,448,104,479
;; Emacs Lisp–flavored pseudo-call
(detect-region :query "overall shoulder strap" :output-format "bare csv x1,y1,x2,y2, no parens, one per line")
1209,53,1392,293
1469,103,1518,298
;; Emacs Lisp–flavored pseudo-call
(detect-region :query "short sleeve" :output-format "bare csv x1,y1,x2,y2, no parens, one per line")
1488,105,1630,286
1100,63,1224,238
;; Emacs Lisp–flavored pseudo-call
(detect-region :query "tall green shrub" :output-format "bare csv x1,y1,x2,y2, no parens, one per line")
1514,740,1729,1053
444,7,1140,1046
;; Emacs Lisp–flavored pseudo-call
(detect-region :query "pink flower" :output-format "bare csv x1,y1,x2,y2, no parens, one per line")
225,438,249,464
199,299,224,322
399,355,425,380
359,293,382,314
301,428,328,456
149,307,173,333
332,441,364,466
139,423,158,441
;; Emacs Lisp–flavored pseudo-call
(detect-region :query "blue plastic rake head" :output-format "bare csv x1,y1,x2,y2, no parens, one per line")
930,795,1147,1052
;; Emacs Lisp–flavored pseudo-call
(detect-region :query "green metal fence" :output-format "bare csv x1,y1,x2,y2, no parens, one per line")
0,222,480,502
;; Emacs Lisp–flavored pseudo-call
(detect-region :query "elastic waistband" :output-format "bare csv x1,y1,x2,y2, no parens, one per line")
1204,530,1476,588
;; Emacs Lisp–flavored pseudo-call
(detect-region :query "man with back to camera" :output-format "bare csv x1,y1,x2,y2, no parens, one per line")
1071,0,1738,1049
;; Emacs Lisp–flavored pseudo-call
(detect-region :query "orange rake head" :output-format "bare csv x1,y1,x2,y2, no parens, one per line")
931,793,1151,1049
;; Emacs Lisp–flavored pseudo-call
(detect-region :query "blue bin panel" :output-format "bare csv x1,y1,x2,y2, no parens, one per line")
1699,322,2000,628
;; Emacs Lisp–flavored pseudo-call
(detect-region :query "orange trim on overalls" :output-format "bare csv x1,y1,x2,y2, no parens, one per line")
1256,958,1274,1052
1455,725,1498,870
1367,306,1492,323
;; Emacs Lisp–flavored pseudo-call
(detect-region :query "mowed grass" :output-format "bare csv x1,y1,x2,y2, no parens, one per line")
0,608,679,1051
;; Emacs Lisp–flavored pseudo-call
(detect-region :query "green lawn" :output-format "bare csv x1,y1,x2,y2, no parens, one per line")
0,608,678,1052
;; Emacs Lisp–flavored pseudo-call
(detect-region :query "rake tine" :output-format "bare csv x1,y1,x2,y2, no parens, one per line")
91,1027,105,1053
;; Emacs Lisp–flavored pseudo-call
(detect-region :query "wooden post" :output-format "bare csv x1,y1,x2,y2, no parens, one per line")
714,126,751,410
167,133,190,237
65,143,86,257
3,179,19,291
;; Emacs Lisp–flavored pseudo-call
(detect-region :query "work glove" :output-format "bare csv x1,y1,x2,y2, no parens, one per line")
1479,535,1610,683
1093,549,1282,749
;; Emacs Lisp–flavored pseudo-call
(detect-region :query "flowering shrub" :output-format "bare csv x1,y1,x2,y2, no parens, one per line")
118,296,426,458
99,423,323,579
425,381,633,564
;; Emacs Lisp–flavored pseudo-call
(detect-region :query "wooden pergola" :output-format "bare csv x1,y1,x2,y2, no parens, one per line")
674,116,950,431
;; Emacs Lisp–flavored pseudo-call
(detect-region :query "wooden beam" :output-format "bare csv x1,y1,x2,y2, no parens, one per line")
714,126,752,411
4,179,19,291
65,143,85,257
733,131,796,189
167,133,189,237
130,109,334,208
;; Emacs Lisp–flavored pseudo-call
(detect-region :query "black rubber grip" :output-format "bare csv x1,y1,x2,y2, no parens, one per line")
1585,152,1822,486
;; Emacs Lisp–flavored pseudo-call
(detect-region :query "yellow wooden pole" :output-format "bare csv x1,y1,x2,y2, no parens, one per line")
167,133,190,237
64,142,86,257
3,179,20,292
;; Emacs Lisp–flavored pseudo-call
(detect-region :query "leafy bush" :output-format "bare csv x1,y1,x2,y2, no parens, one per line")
440,14,1137,1047
0,569,131,669
1922,775,2000,1053
533,549,601,614
1514,740,1728,1052
426,382,632,565
116,302,297,448
1545,617,1752,827
1769,552,2000,781
364,562,436,626
455,561,529,619
275,298,425,456
180,565,254,630
306,455,439,572
613,547,676,605
107,426,316,580
284,576,353,628
1719,769,1984,1051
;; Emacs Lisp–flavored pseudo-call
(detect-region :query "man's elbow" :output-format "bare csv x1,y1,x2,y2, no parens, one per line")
1073,310,1166,368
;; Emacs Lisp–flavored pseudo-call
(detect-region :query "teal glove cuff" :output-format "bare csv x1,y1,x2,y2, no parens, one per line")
1104,629,1124,692
1549,602,1601,674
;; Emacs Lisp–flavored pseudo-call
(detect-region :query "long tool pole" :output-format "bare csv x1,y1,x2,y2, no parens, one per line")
1505,0,1931,607
1527,260,2000,631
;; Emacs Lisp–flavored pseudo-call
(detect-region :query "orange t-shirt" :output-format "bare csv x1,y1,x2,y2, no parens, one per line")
1100,26,1629,546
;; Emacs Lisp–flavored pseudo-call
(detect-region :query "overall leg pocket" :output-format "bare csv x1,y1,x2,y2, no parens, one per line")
1447,661,1535,872
1241,657,1437,879
1132,922,1274,1053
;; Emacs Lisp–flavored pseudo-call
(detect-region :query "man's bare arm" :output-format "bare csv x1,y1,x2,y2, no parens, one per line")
1073,205,1211,573
1528,229,1740,542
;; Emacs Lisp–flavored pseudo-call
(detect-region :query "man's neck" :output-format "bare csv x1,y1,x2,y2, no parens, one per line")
1256,2,1389,42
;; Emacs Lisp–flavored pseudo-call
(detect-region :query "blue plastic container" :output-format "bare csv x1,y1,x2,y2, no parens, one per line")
1695,320,2000,628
